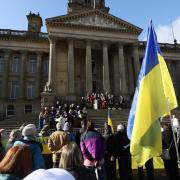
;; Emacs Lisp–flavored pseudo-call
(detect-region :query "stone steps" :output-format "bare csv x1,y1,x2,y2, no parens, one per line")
1,108,180,133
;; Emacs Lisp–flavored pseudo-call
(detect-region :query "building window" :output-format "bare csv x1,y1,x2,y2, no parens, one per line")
10,81,19,99
6,105,15,116
24,104,32,114
85,0,90,3
28,55,37,73
12,55,20,73
0,55,4,73
43,59,49,75
0,80,2,97
27,81,35,99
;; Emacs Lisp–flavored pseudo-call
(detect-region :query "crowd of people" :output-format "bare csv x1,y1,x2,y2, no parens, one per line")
38,101,87,130
0,117,179,180
83,92,126,110
38,92,127,131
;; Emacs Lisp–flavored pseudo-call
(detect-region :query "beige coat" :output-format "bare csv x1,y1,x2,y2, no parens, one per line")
48,130,68,163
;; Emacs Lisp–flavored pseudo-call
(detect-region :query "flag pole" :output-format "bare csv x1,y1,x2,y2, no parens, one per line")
167,98,180,167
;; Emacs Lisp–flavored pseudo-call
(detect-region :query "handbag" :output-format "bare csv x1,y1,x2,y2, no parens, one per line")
162,140,173,160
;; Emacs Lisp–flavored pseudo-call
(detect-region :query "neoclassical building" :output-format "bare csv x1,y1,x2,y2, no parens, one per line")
0,0,180,116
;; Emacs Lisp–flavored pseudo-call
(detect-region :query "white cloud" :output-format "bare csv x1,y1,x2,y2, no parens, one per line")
156,17,180,44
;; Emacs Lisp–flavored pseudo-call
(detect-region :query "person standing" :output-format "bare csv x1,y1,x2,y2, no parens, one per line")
103,123,116,180
14,124,45,170
48,122,68,168
38,125,52,169
38,111,45,130
162,123,179,180
80,120,106,180
49,106,57,129
60,142,97,180
0,145,33,180
5,129,22,151
114,124,133,180
137,158,154,180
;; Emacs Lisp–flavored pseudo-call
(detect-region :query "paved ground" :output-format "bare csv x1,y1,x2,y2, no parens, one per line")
116,170,169,180
132,170,168,180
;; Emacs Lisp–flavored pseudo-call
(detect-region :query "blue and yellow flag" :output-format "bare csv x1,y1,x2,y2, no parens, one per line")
108,110,114,133
127,21,177,167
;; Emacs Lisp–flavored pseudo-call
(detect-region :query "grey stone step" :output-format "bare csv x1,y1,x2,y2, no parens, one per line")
1,108,180,134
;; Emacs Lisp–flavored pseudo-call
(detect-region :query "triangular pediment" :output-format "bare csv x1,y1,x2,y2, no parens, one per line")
46,10,142,35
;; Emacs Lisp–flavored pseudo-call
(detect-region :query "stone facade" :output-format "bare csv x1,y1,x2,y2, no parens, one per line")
0,0,180,115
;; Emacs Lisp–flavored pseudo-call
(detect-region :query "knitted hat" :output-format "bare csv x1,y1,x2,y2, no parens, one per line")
24,168,75,180
22,124,37,137
56,121,64,131
117,124,124,131
63,122,70,131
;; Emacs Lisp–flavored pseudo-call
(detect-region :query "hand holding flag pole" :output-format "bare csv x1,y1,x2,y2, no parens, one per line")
166,97,180,167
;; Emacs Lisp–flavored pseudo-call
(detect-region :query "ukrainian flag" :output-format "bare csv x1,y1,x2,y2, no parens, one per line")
108,110,114,133
127,21,177,167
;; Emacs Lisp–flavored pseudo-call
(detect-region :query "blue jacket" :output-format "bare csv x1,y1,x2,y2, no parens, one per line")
14,137,45,170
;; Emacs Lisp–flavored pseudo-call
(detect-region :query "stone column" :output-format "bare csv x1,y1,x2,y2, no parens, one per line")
19,51,27,99
36,52,42,98
48,38,56,87
118,43,127,94
103,42,110,93
2,50,11,99
132,43,140,81
68,39,75,94
41,39,56,109
86,41,92,93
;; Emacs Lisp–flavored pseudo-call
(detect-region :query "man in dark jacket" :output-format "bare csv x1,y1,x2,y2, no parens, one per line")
162,123,179,180
114,124,132,180
103,123,116,180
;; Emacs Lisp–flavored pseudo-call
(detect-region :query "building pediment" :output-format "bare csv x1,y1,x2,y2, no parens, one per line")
46,10,142,35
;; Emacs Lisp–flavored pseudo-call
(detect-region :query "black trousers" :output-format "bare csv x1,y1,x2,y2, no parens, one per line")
163,159,179,180
104,159,116,180
118,156,133,180
138,158,154,180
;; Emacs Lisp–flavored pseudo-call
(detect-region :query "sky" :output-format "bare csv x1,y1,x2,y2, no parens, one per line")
0,0,179,43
